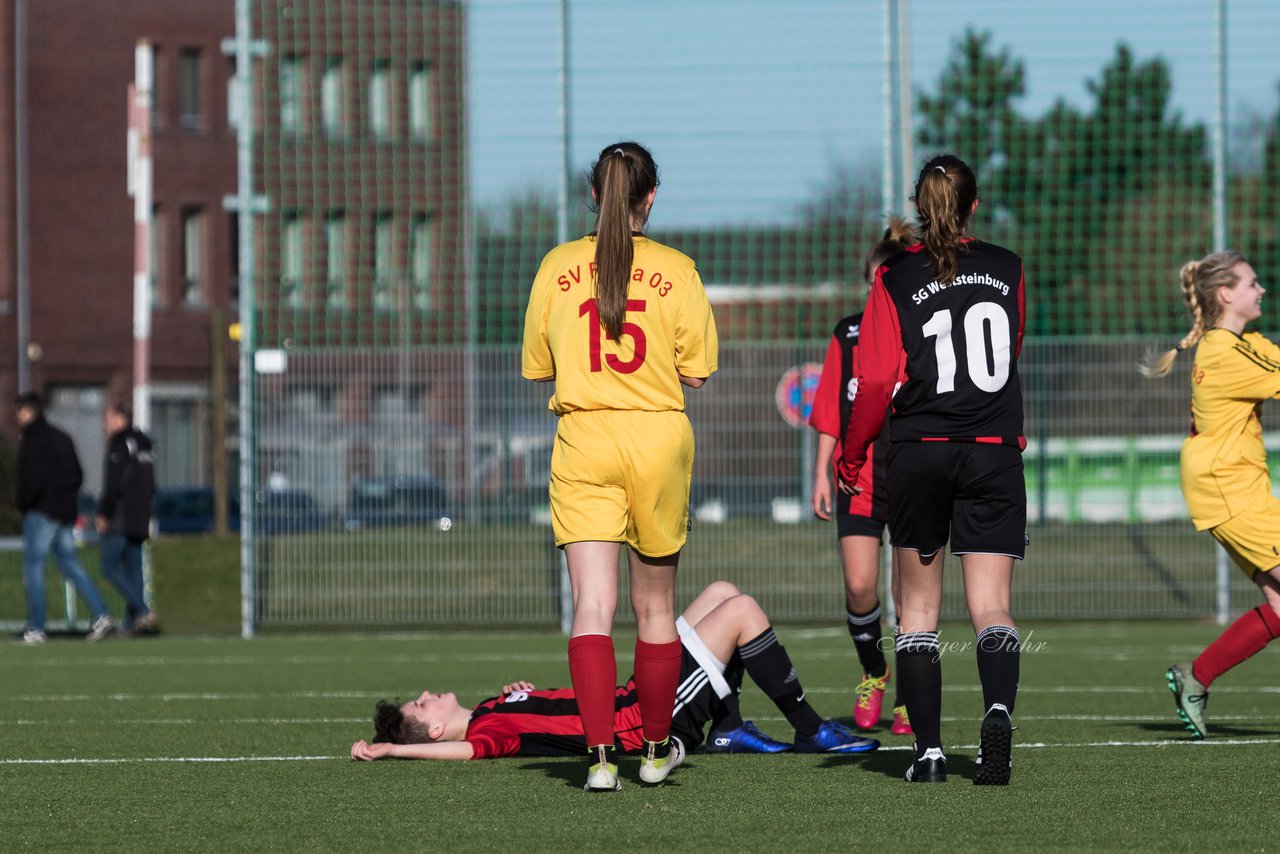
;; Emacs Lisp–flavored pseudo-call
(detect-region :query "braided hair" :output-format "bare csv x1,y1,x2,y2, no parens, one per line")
1141,250,1248,378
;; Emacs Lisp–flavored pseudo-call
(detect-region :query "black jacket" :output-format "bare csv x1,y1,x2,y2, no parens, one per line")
16,416,84,523
98,427,155,541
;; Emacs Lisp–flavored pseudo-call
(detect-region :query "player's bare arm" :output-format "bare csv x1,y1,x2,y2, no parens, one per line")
679,374,707,388
350,739,475,762
811,432,836,519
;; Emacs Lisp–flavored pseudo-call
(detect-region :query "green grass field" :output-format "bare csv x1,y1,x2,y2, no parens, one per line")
3,620,1278,851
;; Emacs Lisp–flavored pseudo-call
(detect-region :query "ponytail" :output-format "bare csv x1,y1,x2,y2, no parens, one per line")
913,154,977,285
588,142,659,341
1141,251,1248,378
863,215,920,284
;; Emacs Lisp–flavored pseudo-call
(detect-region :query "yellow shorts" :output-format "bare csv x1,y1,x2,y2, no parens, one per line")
549,409,694,557
1210,496,1280,578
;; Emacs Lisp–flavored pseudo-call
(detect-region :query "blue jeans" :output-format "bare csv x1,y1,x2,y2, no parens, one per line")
23,511,108,632
100,533,150,628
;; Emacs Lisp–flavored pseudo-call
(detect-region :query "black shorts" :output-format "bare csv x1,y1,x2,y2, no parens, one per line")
835,437,889,540
666,627,744,752
836,512,887,540
886,441,1026,559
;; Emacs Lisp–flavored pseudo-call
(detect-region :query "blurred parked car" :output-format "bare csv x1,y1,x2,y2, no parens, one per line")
345,475,448,531
152,486,330,536
153,487,241,535
258,488,331,535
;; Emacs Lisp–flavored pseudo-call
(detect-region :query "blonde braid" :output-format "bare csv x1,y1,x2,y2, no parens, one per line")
1141,261,1204,379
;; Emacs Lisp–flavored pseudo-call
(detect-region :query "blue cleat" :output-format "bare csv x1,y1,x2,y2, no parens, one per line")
705,720,793,754
793,720,880,754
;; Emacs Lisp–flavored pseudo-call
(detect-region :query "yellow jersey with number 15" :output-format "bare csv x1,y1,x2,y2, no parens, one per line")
521,235,718,415
1181,328,1280,530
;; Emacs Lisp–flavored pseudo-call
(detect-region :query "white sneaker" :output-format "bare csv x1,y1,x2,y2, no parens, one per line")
20,628,46,645
86,615,115,642
583,746,621,793
638,736,685,785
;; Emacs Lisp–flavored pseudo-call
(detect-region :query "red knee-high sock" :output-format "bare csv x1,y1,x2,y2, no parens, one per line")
634,638,682,744
1193,606,1280,687
568,634,617,749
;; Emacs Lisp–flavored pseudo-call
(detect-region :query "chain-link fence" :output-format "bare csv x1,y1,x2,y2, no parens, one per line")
234,0,1280,632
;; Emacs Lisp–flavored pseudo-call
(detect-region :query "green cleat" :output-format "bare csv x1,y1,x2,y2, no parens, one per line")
584,745,621,793
1166,662,1208,739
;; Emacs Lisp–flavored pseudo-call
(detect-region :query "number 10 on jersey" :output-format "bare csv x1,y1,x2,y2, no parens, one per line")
921,302,1011,394
579,299,647,374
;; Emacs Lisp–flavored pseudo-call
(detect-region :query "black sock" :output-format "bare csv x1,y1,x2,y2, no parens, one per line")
975,625,1020,716
710,650,746,731
711,690,745,732
846,604,887,678
896,631,942,753
740,627,823,738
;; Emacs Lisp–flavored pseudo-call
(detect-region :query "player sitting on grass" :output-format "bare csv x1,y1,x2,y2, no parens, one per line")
350,581,878,777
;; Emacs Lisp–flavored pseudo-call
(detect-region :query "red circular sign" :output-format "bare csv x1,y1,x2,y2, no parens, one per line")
775,362,824,428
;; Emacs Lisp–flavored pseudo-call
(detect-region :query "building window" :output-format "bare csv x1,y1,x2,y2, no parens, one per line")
369,61,391,139
409,63,430,139
326,212,346,310
410,214,431,311
228,212,240,305
149,44,163,130
179,48,202,130
227,58,241,130
373,214,394,311
181,207,204,306
281,213,303,309
149,205,164,306
152,393,210,488
321,57,344,137
280,55,301,134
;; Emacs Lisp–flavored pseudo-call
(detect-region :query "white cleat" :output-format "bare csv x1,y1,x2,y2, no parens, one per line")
638,736,685,785
584,746,621,793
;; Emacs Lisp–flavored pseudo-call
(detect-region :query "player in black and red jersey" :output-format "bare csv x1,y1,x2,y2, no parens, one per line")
809,217,917,736
349,582,878,774
837,154,1026,786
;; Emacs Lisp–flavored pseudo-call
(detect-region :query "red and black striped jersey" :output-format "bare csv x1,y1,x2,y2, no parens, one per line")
465,680,645,759
810,312,896,517
841,239,1026,482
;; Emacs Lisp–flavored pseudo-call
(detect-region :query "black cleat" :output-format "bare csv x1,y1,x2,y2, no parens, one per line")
904,746,947,783
973,704,1013,786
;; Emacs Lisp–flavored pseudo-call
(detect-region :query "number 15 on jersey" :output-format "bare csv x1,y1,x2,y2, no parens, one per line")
579,298,647,374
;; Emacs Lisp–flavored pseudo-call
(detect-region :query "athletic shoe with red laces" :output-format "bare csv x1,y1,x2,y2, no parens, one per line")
853,669,889,729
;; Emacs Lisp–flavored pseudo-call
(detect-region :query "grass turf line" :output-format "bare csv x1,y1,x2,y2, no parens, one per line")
1,621,1277,851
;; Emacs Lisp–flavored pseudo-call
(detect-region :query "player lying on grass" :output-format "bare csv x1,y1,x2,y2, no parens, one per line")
350,581,879,777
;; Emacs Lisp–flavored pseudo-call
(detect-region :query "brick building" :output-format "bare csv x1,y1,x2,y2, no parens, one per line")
0,0,466,497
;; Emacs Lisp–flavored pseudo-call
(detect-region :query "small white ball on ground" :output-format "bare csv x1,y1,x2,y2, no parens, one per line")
437,516,453,532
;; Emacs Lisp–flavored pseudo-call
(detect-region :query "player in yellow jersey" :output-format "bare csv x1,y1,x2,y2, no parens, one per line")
521,141,718,792
1142,250,1280,739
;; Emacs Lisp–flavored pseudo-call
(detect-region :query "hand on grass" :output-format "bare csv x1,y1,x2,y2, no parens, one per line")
351,740,394,761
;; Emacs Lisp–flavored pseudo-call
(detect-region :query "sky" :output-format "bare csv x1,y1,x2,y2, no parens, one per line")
466,0,1280,227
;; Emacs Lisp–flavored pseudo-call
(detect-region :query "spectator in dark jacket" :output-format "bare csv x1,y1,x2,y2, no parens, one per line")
96,403,157,634
15,392,114,644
